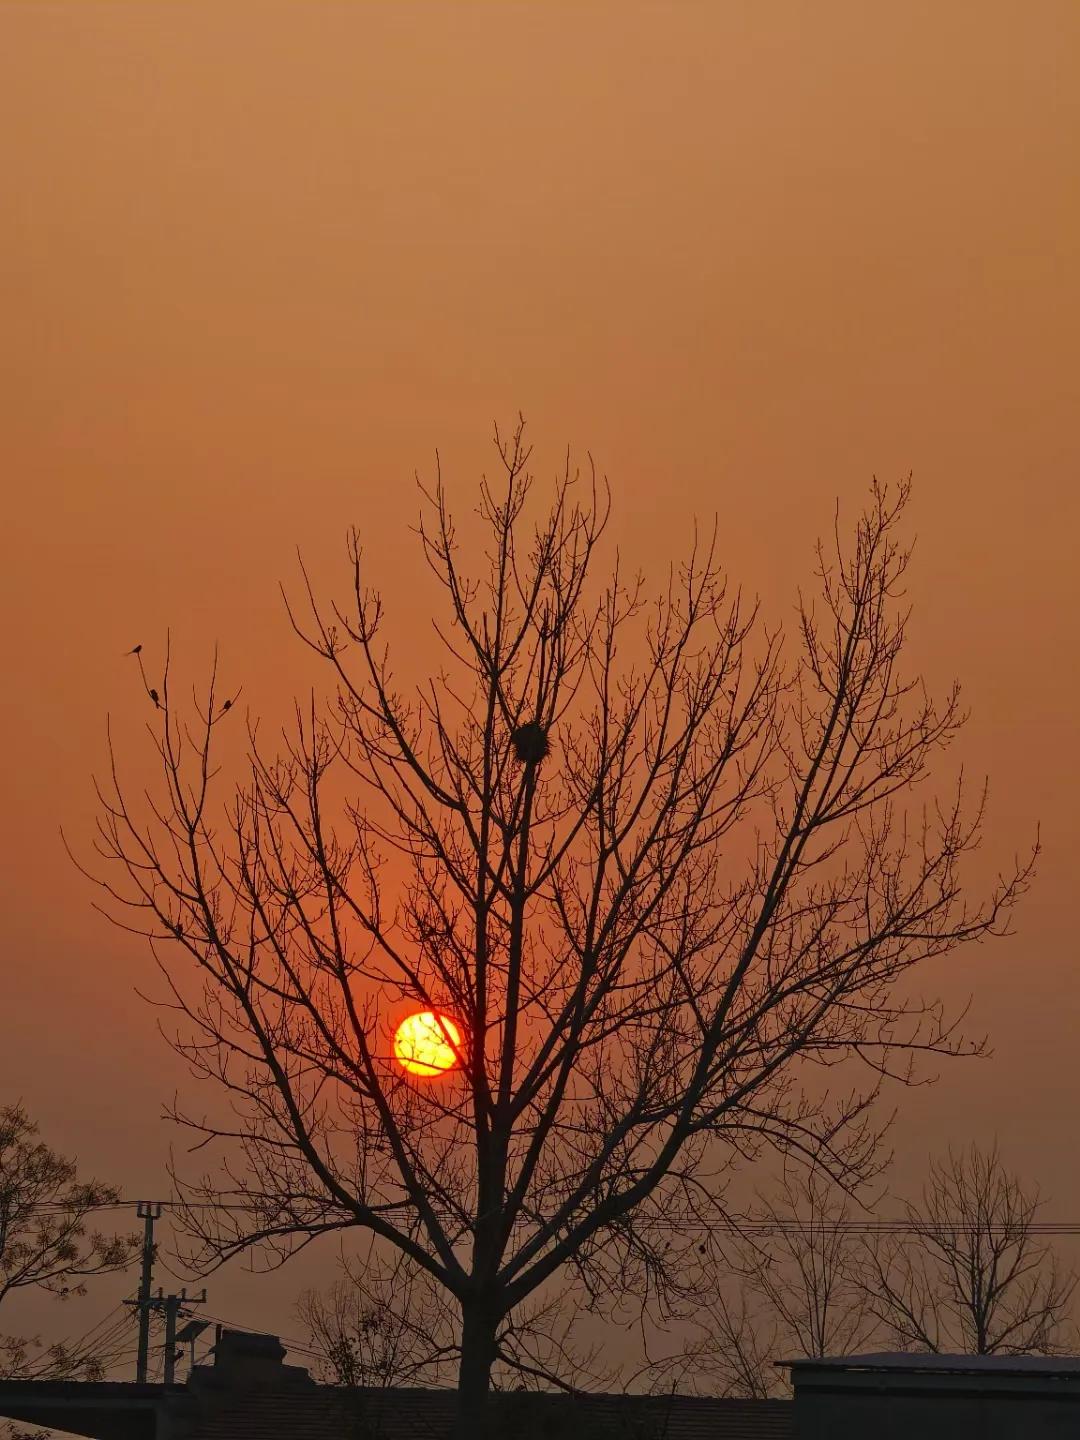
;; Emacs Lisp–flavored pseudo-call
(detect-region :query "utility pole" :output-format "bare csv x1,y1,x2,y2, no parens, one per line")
125,1203,209,1384
159,1289,207,1384
132,1201,162,1384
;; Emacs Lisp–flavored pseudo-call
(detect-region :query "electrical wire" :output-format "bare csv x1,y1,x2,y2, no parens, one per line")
14,1304,136,1380
18,1196,1080,1236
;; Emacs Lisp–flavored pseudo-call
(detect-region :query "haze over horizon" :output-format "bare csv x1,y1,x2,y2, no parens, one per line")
2,1,1078,1364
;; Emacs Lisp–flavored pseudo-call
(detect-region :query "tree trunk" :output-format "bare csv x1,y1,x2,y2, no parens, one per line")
456,1301,499,1440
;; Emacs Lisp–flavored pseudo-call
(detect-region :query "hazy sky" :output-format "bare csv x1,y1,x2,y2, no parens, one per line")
2,1,1078,1363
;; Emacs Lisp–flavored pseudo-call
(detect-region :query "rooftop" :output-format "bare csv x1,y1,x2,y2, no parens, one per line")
0,1329,792,1440
182,1387,792,1440
785,1352,1080,1377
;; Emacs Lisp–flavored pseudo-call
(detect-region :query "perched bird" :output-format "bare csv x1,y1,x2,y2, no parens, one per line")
126,644,142,656
222,698,232,711
149,688,160,707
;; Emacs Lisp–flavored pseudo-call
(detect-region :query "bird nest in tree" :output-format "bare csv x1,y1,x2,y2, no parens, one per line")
511,721,550,765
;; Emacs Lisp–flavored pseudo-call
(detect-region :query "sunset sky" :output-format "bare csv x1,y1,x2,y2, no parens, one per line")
2,1,1079,1358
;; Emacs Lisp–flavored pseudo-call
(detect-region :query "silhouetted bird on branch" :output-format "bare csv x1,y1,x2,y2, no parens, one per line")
149,689,160,708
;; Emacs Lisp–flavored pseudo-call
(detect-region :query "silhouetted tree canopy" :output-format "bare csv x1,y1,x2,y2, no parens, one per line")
83,423,1034,1434
0,1103,139,1380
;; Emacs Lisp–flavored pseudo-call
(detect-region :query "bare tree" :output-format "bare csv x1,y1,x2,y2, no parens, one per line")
735,1171,877,1366
0,1104,139,1380
641,1282,780,1401
862,1144,1076,1354
298,1244,457,1388
646,1168,879,1398
299,1245,608,1398
81,423,1033,1434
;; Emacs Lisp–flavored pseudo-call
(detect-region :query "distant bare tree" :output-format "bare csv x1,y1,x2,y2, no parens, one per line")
298,1245,457,1388
83,423,1034,1434
733,1170,877,1365
641,1283,779,1401
0,1104,139,1380
648,1168,879,1397
862,1144,1077,1354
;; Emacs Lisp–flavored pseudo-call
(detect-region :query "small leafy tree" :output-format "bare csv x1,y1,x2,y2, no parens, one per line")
84,424,1033,1433
0,1104,140,1380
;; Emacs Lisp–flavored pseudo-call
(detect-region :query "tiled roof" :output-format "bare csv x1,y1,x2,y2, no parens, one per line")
182,1387,792,1440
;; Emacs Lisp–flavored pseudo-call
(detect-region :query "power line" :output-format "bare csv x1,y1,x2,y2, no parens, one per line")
15,1304,136,1381
197,1309,318,1358
22,1198,280,1214
18,1196,1080,1236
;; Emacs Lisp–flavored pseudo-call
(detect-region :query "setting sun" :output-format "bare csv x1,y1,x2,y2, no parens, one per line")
393,1011,463,1077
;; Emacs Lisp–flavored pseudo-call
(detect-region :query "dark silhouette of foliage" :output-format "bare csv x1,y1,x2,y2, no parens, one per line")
0,1103,139,1380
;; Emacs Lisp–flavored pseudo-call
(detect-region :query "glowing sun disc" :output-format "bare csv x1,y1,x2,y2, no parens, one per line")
393,1011,462,1077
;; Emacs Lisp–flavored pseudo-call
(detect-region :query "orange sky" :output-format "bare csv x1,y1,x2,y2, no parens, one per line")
2,0,1079,1357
